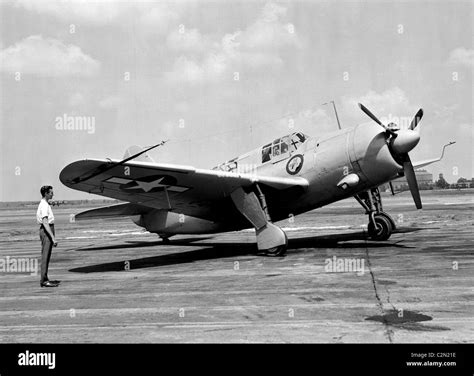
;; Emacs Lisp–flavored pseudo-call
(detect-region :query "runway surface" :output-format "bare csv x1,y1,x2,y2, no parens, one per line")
0,190,473,343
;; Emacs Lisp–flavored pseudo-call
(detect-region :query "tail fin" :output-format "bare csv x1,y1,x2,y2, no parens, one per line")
123,145,155,163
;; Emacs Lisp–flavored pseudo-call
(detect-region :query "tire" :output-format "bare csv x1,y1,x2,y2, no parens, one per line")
263,232,288,256
378,212,396,230
368,215,392,241
264,244,288,257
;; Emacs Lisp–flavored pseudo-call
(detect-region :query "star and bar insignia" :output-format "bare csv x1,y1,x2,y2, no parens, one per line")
104,175,190,193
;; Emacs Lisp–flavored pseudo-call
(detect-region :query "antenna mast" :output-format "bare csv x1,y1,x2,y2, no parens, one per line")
323,100,342,130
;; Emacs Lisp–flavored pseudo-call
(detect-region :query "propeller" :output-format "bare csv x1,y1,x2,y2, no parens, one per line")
358,103,424,209
358,103,397,135
409,108,424,130
402,155,422,209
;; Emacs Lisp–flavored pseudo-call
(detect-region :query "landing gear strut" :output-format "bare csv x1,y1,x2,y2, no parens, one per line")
354,187,395,241
231,185,287,256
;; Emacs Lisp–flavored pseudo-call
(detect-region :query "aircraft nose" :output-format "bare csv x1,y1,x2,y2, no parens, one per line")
390,129,420,155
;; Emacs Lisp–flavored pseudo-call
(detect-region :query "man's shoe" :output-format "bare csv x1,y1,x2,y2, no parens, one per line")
40,281,59,287
49,280,61,284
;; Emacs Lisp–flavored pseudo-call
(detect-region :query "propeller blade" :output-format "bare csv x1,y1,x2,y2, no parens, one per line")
358,103,383,125
409,108,424,130
358,103,397,135
403,156,422,209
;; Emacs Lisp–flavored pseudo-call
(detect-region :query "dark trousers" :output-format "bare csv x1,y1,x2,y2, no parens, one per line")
39,224,55,284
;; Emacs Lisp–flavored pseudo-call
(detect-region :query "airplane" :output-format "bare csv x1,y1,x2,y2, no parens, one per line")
60,103,455,256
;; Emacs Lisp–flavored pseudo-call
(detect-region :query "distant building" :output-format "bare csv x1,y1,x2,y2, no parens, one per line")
450,177,474,189
392,169,433,191
381,169,433,192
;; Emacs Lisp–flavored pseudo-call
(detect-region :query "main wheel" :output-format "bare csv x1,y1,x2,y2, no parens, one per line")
377,211,396,230
264,244,288,257
263,232,288,257
368,215,393,241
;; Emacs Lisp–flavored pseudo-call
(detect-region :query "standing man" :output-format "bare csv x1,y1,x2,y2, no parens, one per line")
37,186,60,287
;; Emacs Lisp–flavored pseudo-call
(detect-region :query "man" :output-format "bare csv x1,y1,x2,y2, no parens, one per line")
37,186,60,287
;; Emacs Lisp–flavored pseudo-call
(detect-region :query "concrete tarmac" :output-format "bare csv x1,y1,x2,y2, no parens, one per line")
0,190,472,343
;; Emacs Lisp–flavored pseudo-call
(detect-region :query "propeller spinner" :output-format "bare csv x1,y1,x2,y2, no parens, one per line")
358,103,424,209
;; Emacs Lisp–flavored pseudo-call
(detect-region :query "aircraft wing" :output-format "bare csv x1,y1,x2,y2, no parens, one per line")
60,159,308,220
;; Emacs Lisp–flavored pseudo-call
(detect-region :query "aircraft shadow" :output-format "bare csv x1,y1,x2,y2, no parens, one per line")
78,236,214,252
69,228,419,273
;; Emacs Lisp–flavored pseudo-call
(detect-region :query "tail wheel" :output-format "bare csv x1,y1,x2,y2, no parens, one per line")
368,215,393,241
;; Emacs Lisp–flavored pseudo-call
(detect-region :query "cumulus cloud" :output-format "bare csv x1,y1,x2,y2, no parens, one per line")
166,28,215,53
448,47,474,67
343,87,418,124
138,3,183,36
164,2,302,84
0,35,100,77
236,3,301,51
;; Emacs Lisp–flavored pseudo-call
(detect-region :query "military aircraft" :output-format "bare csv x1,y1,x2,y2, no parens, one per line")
60,104,454,256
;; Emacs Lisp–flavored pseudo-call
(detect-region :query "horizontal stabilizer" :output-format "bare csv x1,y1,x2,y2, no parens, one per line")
74,203,152,220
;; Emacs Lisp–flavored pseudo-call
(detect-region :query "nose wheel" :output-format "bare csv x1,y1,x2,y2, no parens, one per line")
354,188,395,241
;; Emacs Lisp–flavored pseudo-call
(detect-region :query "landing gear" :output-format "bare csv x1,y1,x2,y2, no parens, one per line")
230,185,288,256
367,214,392,241
256,224,288,256
354,187,395,241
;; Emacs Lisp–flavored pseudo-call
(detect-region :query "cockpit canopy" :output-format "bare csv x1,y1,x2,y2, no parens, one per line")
261,132,307,163
212,132,308,172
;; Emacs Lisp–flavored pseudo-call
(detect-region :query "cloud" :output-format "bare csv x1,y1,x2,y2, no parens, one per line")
68,92,86,107
343,87,418,125
235,3,301,51
278,108,335,135
165,55,228,84
448,47,474,67
164,2,302,84
166,28,215,53
14,0,123,25
99,95,124,109
14,0,187,35
433,103,460,118
138,3,183,36
0,35,100,77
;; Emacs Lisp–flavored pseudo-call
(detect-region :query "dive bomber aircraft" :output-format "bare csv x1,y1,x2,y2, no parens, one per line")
60,104,454,256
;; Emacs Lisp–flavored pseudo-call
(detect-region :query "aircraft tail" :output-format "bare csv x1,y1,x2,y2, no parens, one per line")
123,145,155,163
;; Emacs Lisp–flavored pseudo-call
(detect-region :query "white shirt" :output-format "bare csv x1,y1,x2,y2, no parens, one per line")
37,199,54,224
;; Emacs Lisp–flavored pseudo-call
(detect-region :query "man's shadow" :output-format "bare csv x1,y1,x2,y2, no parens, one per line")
69,227,422,274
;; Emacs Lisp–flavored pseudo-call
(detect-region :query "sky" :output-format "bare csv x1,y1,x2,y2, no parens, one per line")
0,0,472,201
